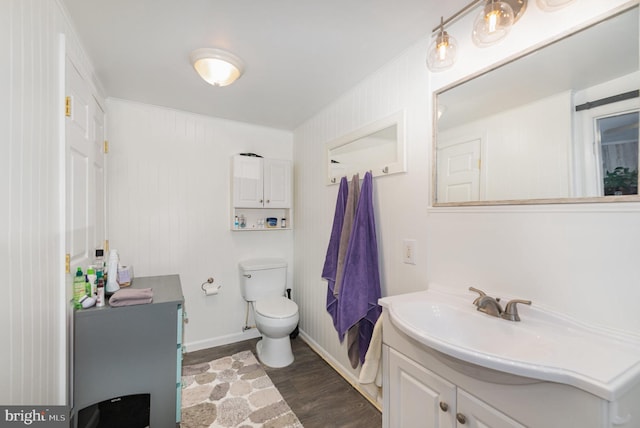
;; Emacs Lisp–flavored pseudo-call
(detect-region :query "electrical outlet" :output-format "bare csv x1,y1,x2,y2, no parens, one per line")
403,239,416,264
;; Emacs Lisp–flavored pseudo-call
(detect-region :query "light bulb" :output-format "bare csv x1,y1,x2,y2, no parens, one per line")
427,30,457,72
472,0,515,47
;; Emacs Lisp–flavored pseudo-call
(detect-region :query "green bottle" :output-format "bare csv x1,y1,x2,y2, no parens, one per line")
73,267,86,309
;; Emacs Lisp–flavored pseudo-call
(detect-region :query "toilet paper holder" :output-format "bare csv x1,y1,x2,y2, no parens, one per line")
201,277,221,295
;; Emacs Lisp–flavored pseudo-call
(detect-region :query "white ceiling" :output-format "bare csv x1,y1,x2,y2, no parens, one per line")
62,0,465,130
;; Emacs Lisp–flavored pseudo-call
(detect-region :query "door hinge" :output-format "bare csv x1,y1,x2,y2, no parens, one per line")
65,96,71,117
103,140,109,154
65,254,70,274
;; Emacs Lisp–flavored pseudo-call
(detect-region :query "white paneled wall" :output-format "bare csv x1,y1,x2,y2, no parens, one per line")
293,41,432,402
0,0,97,405
293,0,640,405
106,99,294,351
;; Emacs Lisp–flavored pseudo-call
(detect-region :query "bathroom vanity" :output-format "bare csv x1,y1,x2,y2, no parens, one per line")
73,274,184,428
380,286,640,428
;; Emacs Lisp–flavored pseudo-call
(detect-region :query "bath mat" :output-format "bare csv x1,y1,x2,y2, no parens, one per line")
181,350,303,428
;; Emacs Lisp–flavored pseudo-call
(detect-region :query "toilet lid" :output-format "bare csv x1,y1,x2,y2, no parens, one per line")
255,297,298,319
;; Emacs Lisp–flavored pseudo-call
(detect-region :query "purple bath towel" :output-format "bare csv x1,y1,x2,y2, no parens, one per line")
322,176,349,330
337,171,382,364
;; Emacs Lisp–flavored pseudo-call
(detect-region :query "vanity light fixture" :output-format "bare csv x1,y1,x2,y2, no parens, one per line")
427,17,458,71
190,48,245,87
426,0,528,72
535,0,576,12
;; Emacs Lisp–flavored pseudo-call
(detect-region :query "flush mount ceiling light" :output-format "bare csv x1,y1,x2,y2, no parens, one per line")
472,0,523,47
190,48,244,87
427,17,458,71
536,0,576,12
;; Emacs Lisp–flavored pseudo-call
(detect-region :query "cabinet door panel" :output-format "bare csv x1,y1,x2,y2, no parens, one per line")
389,348,456,428
233,156,264,208
458,389,525,428
264,159,292,208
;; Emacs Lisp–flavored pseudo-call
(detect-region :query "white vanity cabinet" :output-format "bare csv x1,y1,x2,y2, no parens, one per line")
386,346,524,428
382,309,618,428
231,155,292,230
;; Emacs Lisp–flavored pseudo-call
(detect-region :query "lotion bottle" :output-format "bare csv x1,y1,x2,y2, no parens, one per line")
106,249,120,294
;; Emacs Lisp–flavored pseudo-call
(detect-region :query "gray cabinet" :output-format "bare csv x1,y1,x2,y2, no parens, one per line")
73,275,184,427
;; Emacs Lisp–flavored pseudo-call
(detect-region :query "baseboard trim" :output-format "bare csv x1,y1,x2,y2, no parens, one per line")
184,329,261,353
298,330,382,412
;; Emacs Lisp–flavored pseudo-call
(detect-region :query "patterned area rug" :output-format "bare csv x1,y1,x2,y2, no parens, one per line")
181,350,303,428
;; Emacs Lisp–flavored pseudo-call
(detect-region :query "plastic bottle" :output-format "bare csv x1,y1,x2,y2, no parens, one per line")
86,266,97,296
73,267,86,309
96,274,105,307
234,215,239,229
106,249,120,294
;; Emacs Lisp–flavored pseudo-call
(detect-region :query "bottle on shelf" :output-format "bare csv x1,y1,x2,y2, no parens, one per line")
96,273,105,308
73,267,86,309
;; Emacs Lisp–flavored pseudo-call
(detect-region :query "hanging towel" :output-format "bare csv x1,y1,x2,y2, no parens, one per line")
358,312,383,387
334,173,360,298
321,176,349,330
336,173,361,368
337,171,382,365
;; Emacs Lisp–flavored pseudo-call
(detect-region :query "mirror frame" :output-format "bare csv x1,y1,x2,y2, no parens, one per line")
432,5,640,207
326,110,407,185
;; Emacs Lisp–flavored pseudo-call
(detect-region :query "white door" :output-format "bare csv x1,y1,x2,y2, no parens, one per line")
264,158,292,208
66,56,105,276
65,53,106,407
437,139,481,203
388,348,456,428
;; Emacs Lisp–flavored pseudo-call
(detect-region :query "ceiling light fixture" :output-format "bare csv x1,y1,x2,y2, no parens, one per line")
427,17,458,71
190,48,245,87
471,0,517,47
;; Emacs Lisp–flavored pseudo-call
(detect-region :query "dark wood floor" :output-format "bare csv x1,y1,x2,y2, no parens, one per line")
182,336,382,428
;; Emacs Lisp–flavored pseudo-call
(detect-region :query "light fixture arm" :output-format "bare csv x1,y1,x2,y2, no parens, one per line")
432,0,526,34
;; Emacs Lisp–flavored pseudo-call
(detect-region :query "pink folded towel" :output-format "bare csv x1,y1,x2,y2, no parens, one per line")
109,288,153,307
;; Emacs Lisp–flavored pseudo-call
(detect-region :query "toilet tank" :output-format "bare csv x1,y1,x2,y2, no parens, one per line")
239,258,287,301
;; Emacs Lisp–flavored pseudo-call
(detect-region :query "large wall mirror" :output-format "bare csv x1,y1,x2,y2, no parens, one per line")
327,111,406,184
434,5,639,206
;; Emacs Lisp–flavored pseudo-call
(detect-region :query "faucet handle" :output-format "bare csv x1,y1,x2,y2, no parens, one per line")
468,287,487,305
501,299,532,322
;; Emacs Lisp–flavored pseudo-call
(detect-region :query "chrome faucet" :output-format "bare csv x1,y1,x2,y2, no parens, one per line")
469,287,531,321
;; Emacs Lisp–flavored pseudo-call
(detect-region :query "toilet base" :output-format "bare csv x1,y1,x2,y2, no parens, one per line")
256,336,294,368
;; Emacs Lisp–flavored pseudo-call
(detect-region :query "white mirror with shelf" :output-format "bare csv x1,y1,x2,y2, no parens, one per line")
326,111,407,185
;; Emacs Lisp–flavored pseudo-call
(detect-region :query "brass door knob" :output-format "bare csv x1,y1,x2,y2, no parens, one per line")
456,413,467,424
439,401,449,412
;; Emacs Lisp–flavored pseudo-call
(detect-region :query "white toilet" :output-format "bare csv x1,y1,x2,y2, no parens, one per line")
239,258,299,368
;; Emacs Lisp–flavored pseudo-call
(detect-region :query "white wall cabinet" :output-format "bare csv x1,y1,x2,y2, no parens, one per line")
231,155,292,230
387,346,524,428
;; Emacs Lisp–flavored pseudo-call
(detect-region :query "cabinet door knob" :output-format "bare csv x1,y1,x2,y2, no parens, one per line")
259,199,263,203
266,199,270,203
439,401,449,412
456,413,467,424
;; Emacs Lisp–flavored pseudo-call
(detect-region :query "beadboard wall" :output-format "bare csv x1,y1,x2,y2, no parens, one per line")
106,99,294,351
1,0,100,405
292,0,640,405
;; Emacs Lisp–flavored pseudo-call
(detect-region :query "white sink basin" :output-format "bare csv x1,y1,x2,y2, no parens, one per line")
380,285,640,401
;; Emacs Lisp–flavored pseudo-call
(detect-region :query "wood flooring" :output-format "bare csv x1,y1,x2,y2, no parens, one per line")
182,336,382,428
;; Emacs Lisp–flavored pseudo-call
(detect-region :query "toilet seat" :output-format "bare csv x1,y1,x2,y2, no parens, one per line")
254,296,298,319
